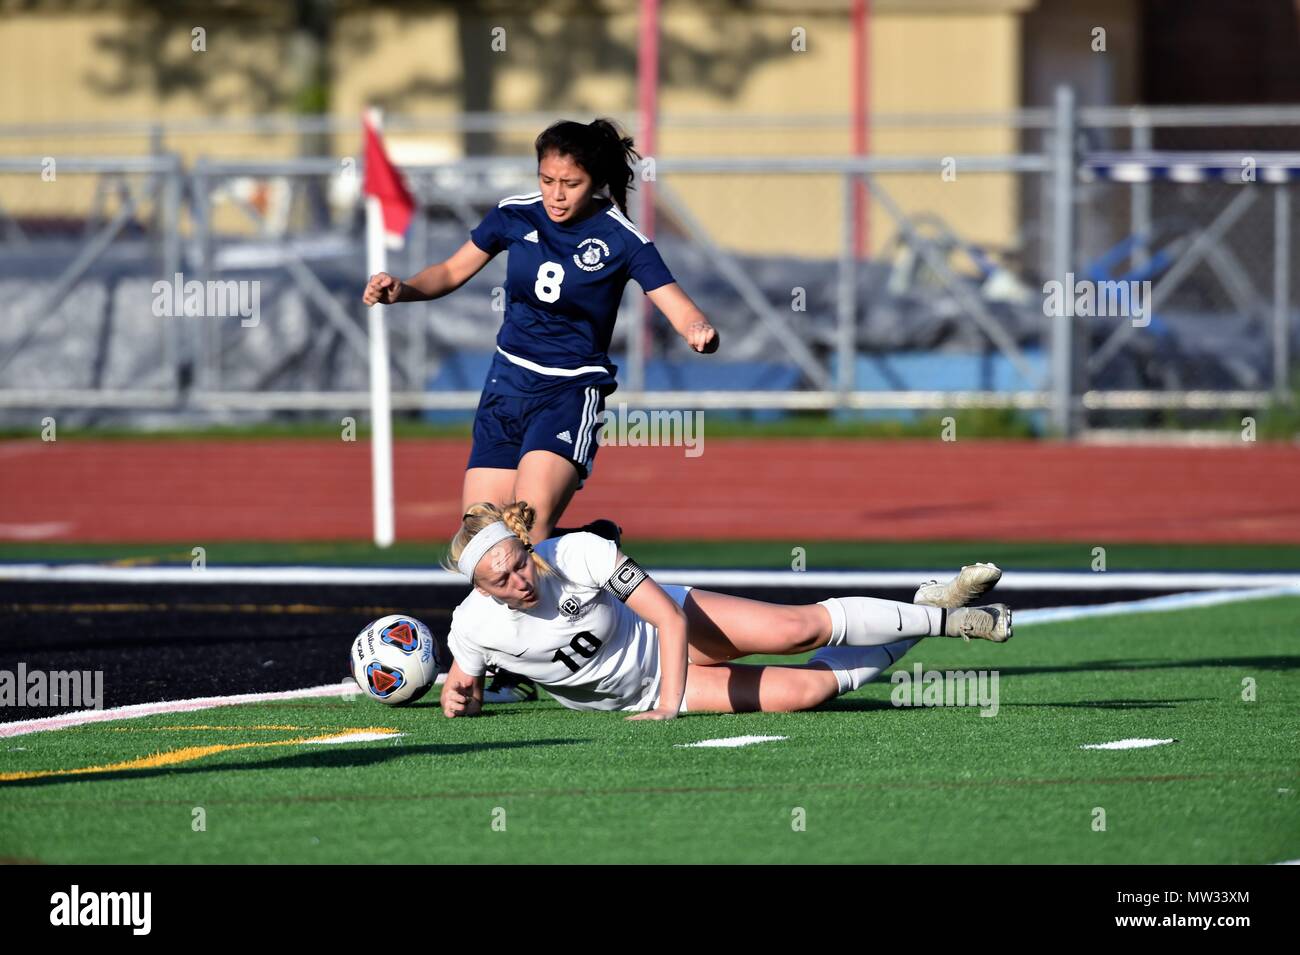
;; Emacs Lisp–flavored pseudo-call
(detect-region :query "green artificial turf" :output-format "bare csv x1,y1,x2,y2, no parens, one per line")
2,597,1296,863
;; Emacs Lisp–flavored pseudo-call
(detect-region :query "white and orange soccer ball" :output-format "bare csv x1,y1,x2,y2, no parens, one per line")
349,615,439,706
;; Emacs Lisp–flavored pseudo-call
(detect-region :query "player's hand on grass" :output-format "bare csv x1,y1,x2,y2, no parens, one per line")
364,271,403,306
685,320,719,354
625,707,678,721
441,686,480,718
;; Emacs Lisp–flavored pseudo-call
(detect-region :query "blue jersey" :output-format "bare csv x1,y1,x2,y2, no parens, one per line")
470,192,675,396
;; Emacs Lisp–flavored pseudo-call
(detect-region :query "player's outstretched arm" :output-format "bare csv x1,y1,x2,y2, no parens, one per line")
618,555,688,721
440,658,484,718
646,283,720,354
363,240,492,306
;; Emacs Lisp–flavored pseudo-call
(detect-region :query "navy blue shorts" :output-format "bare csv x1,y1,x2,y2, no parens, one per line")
467,383,609,486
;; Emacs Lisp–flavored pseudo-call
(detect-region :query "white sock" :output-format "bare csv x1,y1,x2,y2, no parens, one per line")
810,638,920,694
819,596,941,647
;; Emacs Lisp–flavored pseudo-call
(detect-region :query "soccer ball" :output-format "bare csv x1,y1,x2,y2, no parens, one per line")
349,614,439,706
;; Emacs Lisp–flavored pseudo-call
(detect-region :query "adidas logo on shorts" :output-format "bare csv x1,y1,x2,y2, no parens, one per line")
556,430,573,444
523,230,539,243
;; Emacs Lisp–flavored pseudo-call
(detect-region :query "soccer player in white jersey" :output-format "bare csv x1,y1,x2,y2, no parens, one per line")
364,118,720,703
439,502,1011,720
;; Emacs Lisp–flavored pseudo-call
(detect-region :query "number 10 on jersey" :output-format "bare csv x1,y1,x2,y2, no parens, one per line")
553,631,602,672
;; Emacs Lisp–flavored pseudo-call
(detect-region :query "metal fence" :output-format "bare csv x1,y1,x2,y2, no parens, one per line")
0,90,1295,434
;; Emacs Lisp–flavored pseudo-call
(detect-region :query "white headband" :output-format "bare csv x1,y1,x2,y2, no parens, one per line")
456,521,518,579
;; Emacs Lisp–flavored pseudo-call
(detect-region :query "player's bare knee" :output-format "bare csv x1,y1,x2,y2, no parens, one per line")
797,683,833,711
785,607,823,653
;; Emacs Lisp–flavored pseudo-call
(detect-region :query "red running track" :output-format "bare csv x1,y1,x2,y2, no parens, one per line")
2,438,1299,543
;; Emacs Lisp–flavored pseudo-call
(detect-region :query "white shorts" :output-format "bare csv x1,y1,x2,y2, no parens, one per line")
661,584,693,609
648,584,693,714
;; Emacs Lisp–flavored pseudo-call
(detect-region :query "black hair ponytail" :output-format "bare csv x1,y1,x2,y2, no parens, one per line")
534,118,640,218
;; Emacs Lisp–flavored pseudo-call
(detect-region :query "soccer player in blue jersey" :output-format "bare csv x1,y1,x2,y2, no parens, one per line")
363,118,720,701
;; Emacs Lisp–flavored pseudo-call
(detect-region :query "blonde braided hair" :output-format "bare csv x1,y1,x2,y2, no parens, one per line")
442,501,560,582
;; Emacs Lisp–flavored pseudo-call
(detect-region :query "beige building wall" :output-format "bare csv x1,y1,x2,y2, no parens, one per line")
0,6,307,228
647,3,1027,257
1,0,1034,257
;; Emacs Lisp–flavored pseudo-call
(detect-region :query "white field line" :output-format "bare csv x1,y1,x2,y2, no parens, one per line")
1015,584,1300,626
1080,738,1178,750
302,730,403,744
4,563,1300,590
676,735,788,748
0,683,359,738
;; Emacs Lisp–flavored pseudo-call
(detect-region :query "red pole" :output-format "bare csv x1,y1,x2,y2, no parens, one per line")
638,0,658,241
637,0,659,366
852,0,870,259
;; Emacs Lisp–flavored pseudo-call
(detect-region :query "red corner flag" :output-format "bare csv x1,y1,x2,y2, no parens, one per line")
362,114,415,248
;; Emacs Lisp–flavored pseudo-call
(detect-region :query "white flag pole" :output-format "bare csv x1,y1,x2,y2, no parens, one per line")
364,106,395,549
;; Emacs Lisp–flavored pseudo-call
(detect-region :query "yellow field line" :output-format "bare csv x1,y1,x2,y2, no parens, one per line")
0,727,399,782
104,725,316,732
107,555,179,568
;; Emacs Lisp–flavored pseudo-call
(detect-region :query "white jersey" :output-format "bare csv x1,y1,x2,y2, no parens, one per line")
447,533,665,712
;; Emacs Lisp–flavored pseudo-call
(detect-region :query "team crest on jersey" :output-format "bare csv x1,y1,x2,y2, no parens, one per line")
558,595,589,620
573,237,610,272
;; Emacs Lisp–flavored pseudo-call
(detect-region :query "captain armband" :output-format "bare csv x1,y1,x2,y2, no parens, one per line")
602,557,648,602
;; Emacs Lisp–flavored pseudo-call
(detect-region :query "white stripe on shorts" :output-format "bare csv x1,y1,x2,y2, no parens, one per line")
572,388,591,464
574,386,598,465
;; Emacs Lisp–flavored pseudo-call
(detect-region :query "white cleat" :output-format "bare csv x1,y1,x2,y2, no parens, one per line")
913,562,1002,609
944,604,1013,643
